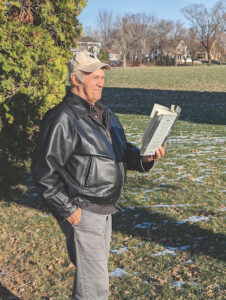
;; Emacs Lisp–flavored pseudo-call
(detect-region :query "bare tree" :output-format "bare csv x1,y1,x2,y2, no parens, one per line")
153,19,175,65
169,21,186,66
111,15,130,67
126,13,152,64
184,28,203,66
83,26,101,42
182,0,226,65
111,13,155,67
96,10,114,49
145,17,159,61
212,32,226,64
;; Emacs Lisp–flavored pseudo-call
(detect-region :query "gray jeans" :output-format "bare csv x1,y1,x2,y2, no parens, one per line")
59,209,112,300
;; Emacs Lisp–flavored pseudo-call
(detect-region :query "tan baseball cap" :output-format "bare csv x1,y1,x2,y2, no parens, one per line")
68,50,111,74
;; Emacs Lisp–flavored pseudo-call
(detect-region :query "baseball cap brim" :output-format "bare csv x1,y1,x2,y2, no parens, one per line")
79,62,111,72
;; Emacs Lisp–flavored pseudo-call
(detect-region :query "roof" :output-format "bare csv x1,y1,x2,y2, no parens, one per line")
78,36,99,43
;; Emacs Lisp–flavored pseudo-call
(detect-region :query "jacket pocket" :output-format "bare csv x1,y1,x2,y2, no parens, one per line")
82,156,93,187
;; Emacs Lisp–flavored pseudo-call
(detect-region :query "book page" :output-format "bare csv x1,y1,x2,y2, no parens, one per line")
150,103,171,118
142,112,157,144
141,114,177,155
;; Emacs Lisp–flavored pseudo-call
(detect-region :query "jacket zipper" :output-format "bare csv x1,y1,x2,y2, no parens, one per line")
90,115,112,144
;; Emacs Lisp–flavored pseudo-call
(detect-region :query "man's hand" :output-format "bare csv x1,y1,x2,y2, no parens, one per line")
142,143,167,163
67,208,82,225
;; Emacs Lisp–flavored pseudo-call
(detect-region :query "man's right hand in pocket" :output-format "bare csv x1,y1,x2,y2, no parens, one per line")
67,208,82,225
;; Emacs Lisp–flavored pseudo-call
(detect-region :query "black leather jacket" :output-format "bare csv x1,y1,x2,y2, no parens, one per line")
32,91,153,221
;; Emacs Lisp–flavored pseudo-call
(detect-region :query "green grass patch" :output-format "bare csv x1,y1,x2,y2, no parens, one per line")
105,65,226,92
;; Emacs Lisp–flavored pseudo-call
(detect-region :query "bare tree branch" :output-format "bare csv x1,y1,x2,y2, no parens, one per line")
181,0,225,65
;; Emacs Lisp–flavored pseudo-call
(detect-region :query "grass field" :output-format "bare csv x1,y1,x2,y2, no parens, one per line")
0,66,225,299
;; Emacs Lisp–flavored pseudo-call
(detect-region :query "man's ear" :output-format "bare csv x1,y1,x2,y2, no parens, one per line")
71,73,80,86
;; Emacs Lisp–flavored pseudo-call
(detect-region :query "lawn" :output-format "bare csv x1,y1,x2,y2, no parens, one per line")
0,65,225,299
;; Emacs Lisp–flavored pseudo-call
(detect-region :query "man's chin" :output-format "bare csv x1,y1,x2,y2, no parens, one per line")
92,95,102,102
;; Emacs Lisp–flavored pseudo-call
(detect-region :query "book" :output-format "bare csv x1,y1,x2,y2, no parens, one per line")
140,103,181,156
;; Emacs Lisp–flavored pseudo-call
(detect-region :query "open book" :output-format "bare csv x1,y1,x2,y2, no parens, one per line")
140,103,181,156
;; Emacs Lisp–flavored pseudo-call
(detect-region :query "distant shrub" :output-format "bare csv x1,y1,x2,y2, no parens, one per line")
98,48,109,62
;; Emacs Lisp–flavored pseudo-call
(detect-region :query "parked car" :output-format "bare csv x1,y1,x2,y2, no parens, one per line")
110,60,122,67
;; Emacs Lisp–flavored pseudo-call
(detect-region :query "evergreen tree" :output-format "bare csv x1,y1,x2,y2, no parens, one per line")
0,0,87,164
98,48,109,61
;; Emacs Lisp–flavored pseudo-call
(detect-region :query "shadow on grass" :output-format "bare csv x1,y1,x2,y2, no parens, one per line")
0,157,27,203
0,283,21,300
113,206,226,262
101,88,226,125
6,175,226,262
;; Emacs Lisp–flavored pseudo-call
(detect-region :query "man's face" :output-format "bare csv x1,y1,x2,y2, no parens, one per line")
80,69,105,104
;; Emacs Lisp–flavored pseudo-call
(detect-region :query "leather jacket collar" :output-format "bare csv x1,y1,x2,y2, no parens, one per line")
63,90,109,130
63,89,93,119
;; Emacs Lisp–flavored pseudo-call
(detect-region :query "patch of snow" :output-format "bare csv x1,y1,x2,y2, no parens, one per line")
110,268,127,277
41,214,49,218
194,237,205,241
153,249,176,256
129,206,136,210
143,187,162,193
191,175,209,182
172,281,186,288
163,220,169,225
177,216,210,225
153,204,185,208
167,246,190,252
110,247,128,255
168,174,191,181
191,282,199,286
139,242,146,246
185,259,193,264
143,189,153,194
152,176,166,183
135,222,156,229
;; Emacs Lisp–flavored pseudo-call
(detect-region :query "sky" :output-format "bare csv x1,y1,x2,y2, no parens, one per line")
78,0,219,29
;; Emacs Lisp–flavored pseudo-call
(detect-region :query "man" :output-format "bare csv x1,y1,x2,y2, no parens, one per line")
32,50,166,300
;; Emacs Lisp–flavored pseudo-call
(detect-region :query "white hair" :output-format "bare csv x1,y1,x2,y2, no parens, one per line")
69,70,85,85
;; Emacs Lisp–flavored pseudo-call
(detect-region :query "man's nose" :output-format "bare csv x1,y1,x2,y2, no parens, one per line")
97,79,104,88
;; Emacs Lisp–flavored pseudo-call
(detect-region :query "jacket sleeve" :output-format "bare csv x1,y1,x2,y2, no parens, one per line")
32,111,78,221
125,142,154,172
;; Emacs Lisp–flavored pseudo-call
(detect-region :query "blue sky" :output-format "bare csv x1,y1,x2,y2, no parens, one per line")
78,0,218,29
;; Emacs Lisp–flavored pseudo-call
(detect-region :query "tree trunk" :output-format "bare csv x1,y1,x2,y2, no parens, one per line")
191,53,195,66
123,53,126,68
174,54,178,66
207,49,211,66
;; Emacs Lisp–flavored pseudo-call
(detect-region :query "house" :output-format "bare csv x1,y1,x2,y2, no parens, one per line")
107,49,122,62
176,40,192,63
71,36,102,56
